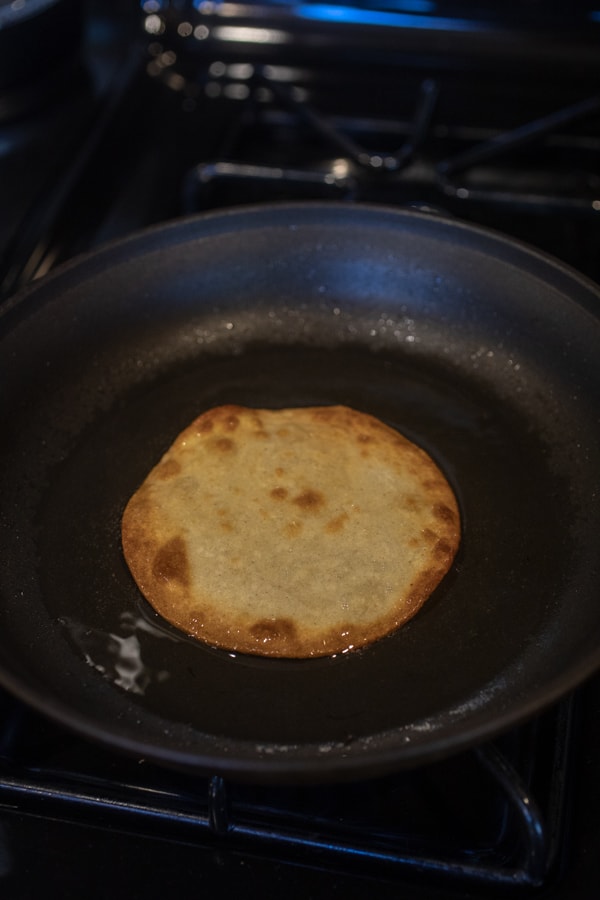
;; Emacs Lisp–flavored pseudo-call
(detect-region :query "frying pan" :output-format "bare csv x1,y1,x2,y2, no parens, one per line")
1,203,599,784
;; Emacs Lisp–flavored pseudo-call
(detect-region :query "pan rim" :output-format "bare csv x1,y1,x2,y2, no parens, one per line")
0,655,593,784
2,200,600,322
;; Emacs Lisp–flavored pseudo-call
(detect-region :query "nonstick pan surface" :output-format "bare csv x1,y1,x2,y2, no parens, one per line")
1,203,599,784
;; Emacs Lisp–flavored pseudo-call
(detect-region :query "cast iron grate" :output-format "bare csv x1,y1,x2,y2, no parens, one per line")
178,65,600,281
182,67,600,203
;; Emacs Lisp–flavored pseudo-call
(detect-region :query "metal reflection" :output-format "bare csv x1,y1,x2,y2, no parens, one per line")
213,25,291,43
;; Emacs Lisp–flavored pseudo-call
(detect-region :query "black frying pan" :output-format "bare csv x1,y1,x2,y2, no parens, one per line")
1,203,599,784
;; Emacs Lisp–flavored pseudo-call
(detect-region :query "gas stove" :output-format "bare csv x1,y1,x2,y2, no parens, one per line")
0,2,599,896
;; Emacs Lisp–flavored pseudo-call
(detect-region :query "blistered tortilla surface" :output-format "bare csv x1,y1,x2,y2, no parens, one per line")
121,405,460,657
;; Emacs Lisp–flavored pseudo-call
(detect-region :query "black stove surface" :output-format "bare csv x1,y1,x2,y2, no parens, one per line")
0,2,599,897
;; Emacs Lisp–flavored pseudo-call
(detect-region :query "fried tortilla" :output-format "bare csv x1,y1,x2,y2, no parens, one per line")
121,405,460,657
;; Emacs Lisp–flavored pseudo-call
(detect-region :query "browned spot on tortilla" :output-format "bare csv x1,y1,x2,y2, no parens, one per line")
275,467,285,477
312,407,337,423
196,405,244,434
214,437,234,452
250,618,297,644
156,458,181,480
196,417,214,434
277,427,290,438
152,536,189,586
325,512,349,533
357,432,373,443
219,520,234,532
293,488,325,511
284,520,303,537
403,494,420,511
422,527,438,544
270,486,288,500
433,502,456,523
434,538,452,559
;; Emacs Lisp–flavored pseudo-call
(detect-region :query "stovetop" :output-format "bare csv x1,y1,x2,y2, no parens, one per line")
0,1,599,896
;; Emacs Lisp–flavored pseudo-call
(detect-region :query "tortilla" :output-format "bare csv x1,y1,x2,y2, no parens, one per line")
121,405,460,657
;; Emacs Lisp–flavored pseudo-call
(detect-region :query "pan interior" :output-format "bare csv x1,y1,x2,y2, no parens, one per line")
31,343,574,745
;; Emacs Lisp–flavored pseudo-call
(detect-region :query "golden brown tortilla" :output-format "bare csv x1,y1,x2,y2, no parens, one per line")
121,405,460,657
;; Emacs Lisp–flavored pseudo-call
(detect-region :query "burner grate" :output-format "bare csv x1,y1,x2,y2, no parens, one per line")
175,65,600,285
